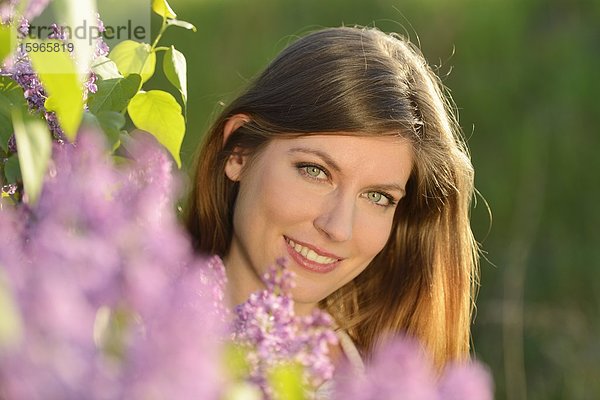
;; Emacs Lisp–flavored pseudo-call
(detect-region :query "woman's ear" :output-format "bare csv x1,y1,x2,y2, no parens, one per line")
223,114,251,182
223,114,250,145
224,149,247,182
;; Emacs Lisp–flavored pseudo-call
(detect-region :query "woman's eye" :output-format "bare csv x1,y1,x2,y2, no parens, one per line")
306,166,323,177
298,164,328,180
364,191,393,207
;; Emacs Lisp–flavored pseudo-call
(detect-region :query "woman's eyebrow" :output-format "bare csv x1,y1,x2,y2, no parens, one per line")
287,147,342,173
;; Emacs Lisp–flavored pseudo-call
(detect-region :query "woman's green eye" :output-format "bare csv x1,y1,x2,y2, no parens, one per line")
365,191,393,207
297,164,328,180
307,166,322,177
368,192,382,202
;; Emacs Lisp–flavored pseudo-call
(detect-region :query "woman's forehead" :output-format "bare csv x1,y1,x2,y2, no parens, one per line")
263,134,414,182
269,134,412,157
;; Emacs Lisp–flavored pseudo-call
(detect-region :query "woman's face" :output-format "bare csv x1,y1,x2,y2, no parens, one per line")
224,133,413,315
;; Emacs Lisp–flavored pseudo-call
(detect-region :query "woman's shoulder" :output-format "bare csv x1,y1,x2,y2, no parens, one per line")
315,329,365,399
336,329,365,375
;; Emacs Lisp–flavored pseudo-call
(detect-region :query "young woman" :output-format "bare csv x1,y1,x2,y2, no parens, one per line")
186,26,479,372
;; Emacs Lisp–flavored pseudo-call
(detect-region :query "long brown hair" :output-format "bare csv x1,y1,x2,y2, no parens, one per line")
186,26,479,369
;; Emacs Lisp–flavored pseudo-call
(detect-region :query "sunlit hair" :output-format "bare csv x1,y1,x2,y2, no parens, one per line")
186,26,479,369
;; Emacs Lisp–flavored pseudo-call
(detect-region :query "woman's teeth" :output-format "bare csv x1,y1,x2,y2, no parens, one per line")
287,239,337,264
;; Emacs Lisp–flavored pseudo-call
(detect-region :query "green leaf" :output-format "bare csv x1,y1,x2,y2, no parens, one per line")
268,363,306,400
152,0,177,19
0,24,17,64
81,111,102,128
166,19,197,32
12,108,52,205
223,343,251,380
0,77,26,152
0,76,26,115
0,113,11,152
27,39,84,142
4,154,21,183
127,90,184,167
109,40,156,84
81,111,124,151
0,269,23,350
88,74,142,114
92,56,123,80
163,46,187,109
97,111,126,150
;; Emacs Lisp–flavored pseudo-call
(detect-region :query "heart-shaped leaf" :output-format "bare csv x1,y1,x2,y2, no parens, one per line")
92,56,123,80
109,40,156,84
88,74,141,114
127,90,184,167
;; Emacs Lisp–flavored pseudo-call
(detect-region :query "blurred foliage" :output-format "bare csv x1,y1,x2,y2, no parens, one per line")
145,0,600,398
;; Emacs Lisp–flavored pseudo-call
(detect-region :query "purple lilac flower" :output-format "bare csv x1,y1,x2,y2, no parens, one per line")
47,22,67,40
17,16,29,38
7,133,17,152
0,0,17,23
333,337,494,400
1,9,109,141
0,128,227,399
94,13,110,59
7,58,66,140
84,16,109,96
44,111,66,141
233,258,338,397
122,262,227,399
334,338,439,400
2,182,17,195
84,72,97,93
10,59,46,110
24,0,52,20
4,52,57,143
95,39,109,58
437,361,494,400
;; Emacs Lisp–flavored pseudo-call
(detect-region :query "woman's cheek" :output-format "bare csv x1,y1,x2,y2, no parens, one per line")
355,211,395,254
275,175,324,216
261,171,312,221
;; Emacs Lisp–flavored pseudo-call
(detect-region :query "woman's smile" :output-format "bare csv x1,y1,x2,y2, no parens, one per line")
284,235,342,273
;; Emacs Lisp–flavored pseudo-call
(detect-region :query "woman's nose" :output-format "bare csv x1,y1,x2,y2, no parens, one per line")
313,190,354,242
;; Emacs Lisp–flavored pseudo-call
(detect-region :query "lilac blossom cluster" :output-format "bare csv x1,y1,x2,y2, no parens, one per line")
1,11,109,145
0,130,227,399
233,258,339,397
334,338,494,400
0,9,108,197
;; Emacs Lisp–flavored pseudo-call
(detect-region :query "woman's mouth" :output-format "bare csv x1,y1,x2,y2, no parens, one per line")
284,236,342,273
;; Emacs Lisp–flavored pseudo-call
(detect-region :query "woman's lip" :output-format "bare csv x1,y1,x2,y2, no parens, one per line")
284,237,341,274
283,235,343,260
